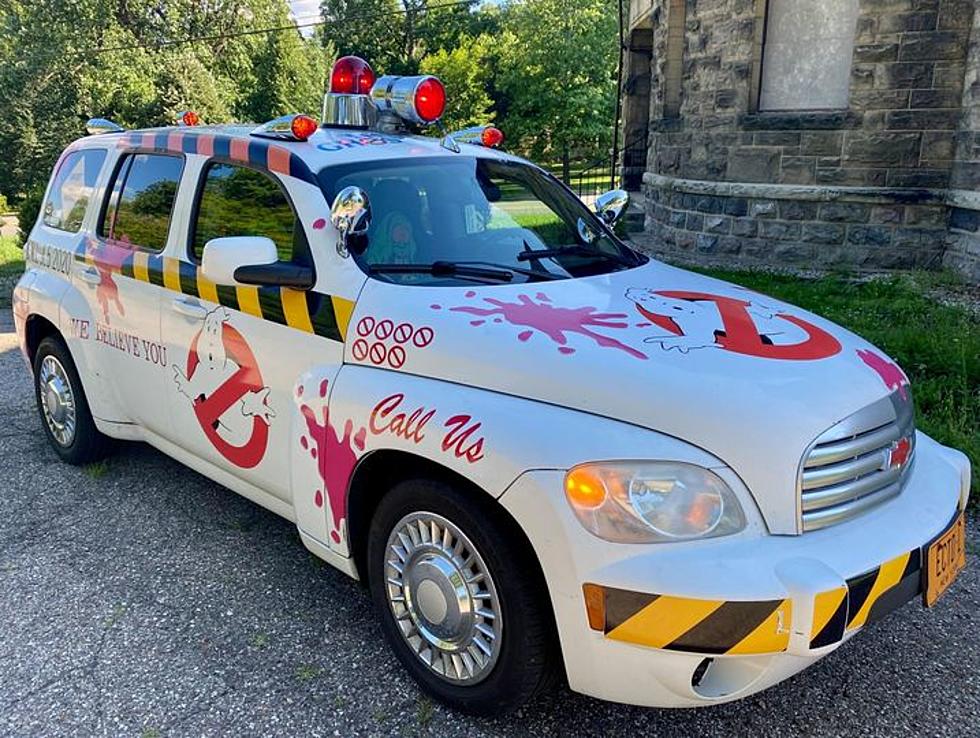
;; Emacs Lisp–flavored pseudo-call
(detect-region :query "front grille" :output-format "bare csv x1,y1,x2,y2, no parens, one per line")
800,391,915,532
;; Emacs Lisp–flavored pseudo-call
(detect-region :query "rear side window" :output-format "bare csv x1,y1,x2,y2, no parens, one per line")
191,163,301,263
42,149,107,232
100,153,184,252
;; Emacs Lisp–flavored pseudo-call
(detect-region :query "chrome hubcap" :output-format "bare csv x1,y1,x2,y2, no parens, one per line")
385,512,502,684
38,355,76,447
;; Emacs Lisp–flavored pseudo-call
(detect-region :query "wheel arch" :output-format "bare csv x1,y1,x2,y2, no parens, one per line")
345,450,553,608
25,313,61,365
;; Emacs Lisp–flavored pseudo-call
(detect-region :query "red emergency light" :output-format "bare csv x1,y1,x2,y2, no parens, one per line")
179,110,200,126
290,114,318,141
481,126,504,148
330,56,375,95
370,74,447,125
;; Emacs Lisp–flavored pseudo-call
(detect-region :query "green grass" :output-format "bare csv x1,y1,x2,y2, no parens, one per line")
0,234,23,276
699,268,979,494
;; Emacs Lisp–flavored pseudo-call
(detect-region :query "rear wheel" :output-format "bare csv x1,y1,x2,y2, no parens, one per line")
367,478,556,715
33,336,112,464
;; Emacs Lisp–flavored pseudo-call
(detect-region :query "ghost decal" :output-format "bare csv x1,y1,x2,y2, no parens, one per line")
626,288,842,360
173,307,275,468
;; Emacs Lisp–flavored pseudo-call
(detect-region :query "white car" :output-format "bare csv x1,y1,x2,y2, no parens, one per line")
12,56,970,715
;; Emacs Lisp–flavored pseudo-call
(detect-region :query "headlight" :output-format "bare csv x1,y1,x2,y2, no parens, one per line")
563,461,746,543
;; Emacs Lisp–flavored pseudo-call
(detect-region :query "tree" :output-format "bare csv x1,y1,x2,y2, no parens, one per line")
496,0,618,181
419,34,494,131
0,0,329,205
319,0,486,76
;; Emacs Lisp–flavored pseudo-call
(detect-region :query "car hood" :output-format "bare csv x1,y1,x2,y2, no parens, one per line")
349,260,909,533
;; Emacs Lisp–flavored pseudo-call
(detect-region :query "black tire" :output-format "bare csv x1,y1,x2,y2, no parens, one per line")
367,478,558,715
33,335,113,465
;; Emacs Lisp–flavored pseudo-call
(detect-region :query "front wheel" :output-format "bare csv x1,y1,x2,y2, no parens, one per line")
33,336,113,464
367,478,557,715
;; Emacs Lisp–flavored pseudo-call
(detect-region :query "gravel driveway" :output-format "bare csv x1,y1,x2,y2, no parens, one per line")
1,311,977,737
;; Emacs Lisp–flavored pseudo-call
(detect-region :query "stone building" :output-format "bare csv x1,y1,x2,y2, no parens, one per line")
621,0,980,282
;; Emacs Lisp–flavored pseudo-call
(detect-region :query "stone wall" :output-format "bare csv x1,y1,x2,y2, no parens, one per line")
945,4,980,280
631,0,980,279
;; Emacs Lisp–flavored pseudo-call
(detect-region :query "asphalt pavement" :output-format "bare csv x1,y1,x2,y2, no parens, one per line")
1,310,977,737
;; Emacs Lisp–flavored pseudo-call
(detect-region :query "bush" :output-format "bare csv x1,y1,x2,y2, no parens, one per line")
17,187,44,242
0,193,8,213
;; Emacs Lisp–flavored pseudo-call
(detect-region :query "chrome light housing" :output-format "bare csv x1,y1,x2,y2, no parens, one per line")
564,461,747,543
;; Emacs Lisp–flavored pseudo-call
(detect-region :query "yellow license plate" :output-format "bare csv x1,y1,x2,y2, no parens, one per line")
924,512,967,607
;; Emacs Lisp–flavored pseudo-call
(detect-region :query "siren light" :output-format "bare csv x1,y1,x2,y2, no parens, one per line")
370,74,446,125
179,110,200,126
330,56,376,95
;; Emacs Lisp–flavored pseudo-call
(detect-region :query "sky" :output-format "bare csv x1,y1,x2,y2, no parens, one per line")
288,0,321,24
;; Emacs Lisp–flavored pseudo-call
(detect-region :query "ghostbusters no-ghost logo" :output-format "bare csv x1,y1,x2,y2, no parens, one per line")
626,288,842,360
172,307,275,468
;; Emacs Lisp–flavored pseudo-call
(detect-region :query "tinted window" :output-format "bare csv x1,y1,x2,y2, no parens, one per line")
192,164,298,262
43,149,107,232
101,153,183,251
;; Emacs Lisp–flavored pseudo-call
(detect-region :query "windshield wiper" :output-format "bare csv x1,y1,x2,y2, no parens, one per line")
516,243,636,267
453,261,564,281
369,261,514,283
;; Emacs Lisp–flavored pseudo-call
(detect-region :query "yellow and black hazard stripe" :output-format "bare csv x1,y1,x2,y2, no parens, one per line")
586,585,793,655
74,243,355,342
810,548,921,649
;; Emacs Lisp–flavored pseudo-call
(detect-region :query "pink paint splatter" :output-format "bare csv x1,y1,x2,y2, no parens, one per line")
85,236,131,323
312,218,327,230
448,294,647,359
299,380,367,543
465,290,476,297
856,349,909,399
431,304,442,310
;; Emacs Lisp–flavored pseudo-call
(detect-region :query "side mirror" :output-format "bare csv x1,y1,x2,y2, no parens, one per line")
202,236,278,285
594,189,630,226
331,185,371,257
201,236,316,290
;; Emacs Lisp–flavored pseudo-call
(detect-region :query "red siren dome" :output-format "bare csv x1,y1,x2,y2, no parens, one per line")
181,110,200,126
330,56,375,95
481,126,504,148
290,114,318,141
414,76,446,123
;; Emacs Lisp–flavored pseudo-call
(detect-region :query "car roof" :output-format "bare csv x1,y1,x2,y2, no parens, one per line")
70,123,525,173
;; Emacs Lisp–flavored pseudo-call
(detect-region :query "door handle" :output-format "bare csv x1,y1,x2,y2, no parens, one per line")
171,297,208,320
76,265,101,285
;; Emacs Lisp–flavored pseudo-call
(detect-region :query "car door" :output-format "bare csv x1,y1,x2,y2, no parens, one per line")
159,157,352,513
78,150,184,434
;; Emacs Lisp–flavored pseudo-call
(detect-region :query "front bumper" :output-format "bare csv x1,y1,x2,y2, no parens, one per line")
499,432,970,708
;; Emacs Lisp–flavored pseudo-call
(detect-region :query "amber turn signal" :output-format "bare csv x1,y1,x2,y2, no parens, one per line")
565,467,608,509
582,583,606,631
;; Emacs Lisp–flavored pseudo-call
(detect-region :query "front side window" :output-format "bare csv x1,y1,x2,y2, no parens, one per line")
101,153,183,251
191,163,301,263
319,157,641,286
42,149,107,232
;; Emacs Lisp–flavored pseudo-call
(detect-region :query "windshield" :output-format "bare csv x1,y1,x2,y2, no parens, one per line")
317,156,644,285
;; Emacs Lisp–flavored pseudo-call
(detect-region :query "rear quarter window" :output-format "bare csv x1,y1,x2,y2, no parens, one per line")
42,148,107,233
100,153,184,252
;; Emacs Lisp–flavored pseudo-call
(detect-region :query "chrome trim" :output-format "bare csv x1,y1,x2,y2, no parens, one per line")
321,93,376,129
799,390,915,532
85,117,123,135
